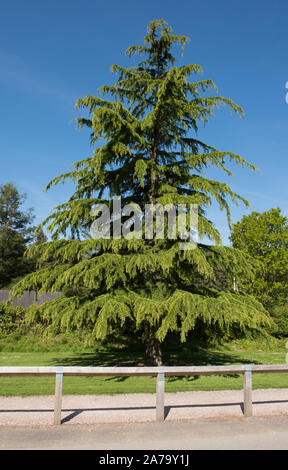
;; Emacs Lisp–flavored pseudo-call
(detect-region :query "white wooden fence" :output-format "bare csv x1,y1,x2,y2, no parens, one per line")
1,364,288,425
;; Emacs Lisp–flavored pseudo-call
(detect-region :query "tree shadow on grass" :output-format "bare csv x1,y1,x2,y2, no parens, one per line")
162,348,260,366
163,348,259,385
49,345,261,368
48,346,260,385
49,346,146,384
50,349,146,368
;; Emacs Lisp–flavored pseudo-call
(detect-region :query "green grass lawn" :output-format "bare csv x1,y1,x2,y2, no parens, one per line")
0,345,288,396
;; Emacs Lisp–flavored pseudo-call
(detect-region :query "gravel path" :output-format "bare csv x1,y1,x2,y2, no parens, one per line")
0,388,288,427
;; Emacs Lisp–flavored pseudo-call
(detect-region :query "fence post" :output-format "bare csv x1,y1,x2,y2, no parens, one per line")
54,366,63,425
156,366,165,422
243,364,252,417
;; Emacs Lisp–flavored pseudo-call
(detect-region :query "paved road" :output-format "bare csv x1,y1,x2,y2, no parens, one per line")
1,416,288,450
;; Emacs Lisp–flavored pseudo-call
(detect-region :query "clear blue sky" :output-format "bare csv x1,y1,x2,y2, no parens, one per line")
1,0,287,245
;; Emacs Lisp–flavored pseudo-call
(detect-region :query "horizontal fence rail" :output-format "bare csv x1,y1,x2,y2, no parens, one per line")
1,364,288,425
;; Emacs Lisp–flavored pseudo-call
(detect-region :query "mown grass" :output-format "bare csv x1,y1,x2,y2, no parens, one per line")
0,337,287,396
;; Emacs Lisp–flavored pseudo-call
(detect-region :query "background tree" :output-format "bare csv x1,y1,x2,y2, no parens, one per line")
33,227,48,246
10,20,271,364
230,207,288,309
0,183,36,288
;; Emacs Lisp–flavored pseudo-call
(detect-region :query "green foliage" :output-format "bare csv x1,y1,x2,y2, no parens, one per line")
39,20,256,242
9,20,272,362
0,302,25,335
0,229,28,287
33,227,48,245
269,304,288,337
230,208,288,307
0,182,35,237
0,182,37,287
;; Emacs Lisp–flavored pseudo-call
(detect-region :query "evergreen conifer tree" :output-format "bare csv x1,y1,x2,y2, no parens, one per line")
11,20,271,364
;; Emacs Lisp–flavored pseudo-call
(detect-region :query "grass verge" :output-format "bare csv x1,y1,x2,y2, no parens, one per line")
0,339,287,396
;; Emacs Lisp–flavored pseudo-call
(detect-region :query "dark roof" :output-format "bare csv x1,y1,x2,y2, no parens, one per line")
0,290,62,307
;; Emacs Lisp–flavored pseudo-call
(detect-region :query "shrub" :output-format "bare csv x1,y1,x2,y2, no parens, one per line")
0,302,26,335
269,304,288,337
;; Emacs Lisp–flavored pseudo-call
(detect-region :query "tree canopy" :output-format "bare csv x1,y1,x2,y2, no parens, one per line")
230,207,288,308
0,182,36,288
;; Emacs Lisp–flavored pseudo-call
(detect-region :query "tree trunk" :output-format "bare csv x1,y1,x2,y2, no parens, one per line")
145,336,162,366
